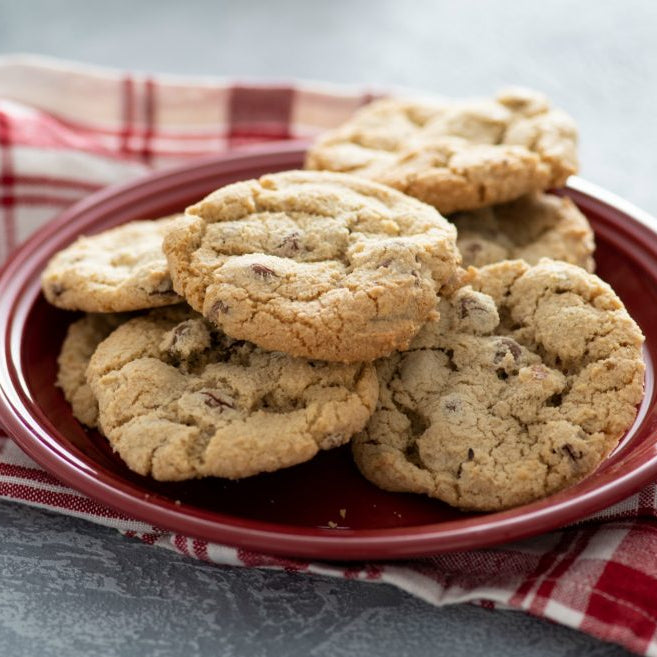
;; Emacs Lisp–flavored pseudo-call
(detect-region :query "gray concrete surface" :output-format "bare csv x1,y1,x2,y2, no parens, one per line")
0,501,631,657
1,1,655,655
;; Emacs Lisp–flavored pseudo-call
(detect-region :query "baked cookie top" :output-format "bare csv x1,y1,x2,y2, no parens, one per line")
57,313,129,427
453,193,595,271
87,307,379,481
305,88,578,215
163,170,460,363
42,216,184,312
352,259,644,511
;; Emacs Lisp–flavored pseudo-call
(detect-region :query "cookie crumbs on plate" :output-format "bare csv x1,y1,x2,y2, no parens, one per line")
339,508,346,519
327,521,338,529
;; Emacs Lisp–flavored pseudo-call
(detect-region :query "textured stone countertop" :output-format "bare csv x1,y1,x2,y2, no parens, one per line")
0,1,655,655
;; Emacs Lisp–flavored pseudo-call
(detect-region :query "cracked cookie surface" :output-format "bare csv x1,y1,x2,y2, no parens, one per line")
306,88,578,215
42,216,184,312
352,259,645,511
87,306,379,481
453,193,595,271
163,170,460,362
57,313,130,427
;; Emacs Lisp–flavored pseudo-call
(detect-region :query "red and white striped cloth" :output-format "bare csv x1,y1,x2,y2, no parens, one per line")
1,55,657,657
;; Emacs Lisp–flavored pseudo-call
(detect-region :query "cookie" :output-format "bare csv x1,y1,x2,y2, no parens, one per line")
42,216,184,312
453,193,595,271
305,88,578,215
163,170,460,363
353,259,644,511
57,313,129,427
86,307,379,481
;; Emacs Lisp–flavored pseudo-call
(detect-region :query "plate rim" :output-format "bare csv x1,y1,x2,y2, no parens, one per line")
1,141,657,560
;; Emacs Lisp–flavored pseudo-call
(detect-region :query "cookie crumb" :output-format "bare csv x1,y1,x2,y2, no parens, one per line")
339,508,346,519
327,521,338,529
211,300,230,315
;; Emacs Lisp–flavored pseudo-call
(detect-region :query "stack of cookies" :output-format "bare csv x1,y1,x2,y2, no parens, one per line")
43,88,645,512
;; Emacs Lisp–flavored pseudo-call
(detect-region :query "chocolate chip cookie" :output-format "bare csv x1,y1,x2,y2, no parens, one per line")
163,170,460,363
87,307,379,481
306,88,578,215
453,193,595,271
42,216,184,312
353,259,644,511
57,313,129,427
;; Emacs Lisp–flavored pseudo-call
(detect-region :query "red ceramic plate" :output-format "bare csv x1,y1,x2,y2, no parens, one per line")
1,141,657,561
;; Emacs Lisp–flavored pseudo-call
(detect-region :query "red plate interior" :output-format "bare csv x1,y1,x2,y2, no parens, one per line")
1,141,657,560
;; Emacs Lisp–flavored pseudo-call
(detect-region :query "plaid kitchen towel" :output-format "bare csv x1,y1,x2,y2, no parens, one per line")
1,54,656,657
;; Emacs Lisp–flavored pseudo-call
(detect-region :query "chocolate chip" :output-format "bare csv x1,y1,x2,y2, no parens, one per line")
166,324,189,354
467,448,474,461
173,324,189,339
277,232,301,253
496,370,509,380
456,463,463,479
459,296,487,319
202,391,235,409
562,443,582,461
251,264,278,279
493,338,522,364
210,300,230,316
50,283,64,297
